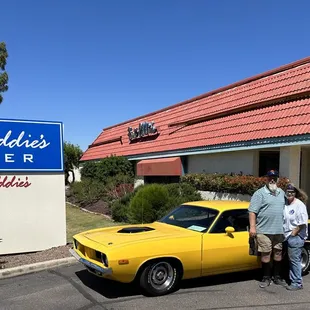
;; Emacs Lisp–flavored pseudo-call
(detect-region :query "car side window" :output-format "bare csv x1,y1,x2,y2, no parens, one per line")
210,209,249,233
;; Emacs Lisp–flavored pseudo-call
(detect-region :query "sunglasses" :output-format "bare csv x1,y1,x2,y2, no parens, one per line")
268,176,278,182
286,191,296,195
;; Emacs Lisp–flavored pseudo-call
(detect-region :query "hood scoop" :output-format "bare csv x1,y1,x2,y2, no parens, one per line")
117,226,155,234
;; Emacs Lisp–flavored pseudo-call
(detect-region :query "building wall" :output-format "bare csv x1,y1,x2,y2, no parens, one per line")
187,151,256,175
279,146,301,185
300,147,310,205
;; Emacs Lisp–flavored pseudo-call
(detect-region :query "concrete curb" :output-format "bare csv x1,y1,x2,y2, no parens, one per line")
0,257,77,279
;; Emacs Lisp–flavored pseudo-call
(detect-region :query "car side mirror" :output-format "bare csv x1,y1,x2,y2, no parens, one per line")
225,226,235,234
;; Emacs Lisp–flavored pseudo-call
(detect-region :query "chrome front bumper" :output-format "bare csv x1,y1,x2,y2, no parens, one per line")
69,248,112,276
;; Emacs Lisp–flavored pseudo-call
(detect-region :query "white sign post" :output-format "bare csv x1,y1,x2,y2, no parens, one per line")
0,119,66,255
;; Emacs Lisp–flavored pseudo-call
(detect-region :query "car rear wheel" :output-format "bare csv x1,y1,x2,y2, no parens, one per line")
139,260,181,296
302,244,310,275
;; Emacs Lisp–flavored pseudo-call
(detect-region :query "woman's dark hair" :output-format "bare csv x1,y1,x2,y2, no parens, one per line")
286,183,308,204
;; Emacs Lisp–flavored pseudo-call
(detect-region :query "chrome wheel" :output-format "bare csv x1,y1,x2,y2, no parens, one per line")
148,262,174,291
301,247,309,270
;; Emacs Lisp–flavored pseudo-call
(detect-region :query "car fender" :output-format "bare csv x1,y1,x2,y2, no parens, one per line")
134,255,184,280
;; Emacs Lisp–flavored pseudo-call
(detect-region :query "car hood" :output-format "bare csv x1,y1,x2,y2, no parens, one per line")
80,221,198,248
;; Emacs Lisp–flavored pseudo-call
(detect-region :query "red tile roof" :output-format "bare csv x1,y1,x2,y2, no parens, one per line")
81,57,310,161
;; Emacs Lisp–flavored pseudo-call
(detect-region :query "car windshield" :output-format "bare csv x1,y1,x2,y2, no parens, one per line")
157,204,219,232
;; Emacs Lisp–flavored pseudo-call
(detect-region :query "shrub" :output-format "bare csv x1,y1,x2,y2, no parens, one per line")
80,161,99,180
68,179,105,207
75,156,135,213
128,184,169,223
181,173,289,196
80,155,134,184
111,191,136,222
127,183,202,223
103,174,134,201
165,182,202,200
110,184,144,222
164,183,202,215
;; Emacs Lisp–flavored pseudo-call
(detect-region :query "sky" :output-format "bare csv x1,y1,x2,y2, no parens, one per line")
1,0,309,151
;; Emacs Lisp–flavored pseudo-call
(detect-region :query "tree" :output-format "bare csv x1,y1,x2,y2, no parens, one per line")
64,141,83,185
0,42,9,104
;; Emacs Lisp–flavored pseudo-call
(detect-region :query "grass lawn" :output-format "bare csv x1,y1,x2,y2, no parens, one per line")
66,203,122,243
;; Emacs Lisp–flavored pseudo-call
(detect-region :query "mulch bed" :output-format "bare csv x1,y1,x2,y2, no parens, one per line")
81,199,112,216
0,244,73,269
66,185,111,217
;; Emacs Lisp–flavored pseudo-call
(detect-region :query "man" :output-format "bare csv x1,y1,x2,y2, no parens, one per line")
248,170,287,288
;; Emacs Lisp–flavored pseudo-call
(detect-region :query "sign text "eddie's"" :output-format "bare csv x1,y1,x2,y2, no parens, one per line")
0,130,50,163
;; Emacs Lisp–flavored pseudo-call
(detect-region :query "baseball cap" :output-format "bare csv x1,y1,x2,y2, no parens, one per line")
266,170,279,177
286,183,296,191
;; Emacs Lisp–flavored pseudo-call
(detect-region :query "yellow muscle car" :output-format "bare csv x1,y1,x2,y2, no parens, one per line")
69,201,310,296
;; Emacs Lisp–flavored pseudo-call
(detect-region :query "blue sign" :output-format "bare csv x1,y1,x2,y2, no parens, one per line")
0,119,64,172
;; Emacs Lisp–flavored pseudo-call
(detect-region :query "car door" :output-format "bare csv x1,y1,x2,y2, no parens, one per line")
201,209,259,276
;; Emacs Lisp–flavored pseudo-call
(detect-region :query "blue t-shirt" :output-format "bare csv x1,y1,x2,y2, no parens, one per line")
248,185,285,234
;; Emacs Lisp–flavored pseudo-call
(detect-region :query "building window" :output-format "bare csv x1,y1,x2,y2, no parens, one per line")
144,176,180,184
181,156,188,174
259,151,279,177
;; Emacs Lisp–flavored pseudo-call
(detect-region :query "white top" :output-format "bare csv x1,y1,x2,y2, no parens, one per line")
283,198,309,240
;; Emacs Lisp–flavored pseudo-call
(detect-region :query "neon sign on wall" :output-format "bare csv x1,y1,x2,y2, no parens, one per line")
127,121,158,142
0,119,64,172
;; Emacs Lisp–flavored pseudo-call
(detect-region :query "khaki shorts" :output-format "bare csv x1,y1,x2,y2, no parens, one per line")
256,234,284,253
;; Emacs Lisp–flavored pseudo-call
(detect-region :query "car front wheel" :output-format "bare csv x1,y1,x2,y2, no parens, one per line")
302,244,310,275
139,260,181,296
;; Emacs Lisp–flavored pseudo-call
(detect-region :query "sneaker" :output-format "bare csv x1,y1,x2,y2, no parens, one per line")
286,285,303,291
273,276,287,287
259,277,271,288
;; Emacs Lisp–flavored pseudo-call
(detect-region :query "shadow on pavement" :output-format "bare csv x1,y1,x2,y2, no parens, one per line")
75,270,140,299
75,268,261,299
181,269,261,289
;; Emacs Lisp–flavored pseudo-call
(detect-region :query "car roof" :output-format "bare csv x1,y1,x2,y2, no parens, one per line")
182,200,250,212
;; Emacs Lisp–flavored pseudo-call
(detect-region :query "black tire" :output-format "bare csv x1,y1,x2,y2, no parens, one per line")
302,244,310,275
139,260,181,297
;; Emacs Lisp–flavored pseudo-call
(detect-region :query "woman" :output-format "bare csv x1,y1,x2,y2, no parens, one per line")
283,183,309,290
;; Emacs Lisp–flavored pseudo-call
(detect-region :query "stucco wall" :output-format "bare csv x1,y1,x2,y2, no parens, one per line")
187,151,256,175
300,148,310,206
279,145,301,186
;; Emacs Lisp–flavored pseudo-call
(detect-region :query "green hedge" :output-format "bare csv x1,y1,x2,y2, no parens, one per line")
80,155,134,184
181,173,289,196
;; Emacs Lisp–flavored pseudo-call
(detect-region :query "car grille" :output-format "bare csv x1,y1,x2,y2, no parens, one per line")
74,238,108,266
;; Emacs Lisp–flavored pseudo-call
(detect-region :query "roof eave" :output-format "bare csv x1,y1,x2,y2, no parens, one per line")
124,134,310,161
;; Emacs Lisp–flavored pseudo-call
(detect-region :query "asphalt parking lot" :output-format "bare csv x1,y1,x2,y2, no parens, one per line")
1,263,310,310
